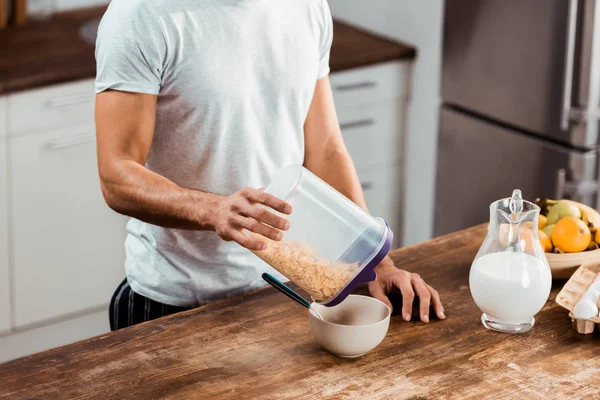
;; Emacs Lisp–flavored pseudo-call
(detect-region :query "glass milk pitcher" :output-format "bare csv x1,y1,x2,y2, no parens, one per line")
469,189,552,333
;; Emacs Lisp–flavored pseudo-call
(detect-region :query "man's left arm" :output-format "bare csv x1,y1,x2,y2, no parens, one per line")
303,77,445,323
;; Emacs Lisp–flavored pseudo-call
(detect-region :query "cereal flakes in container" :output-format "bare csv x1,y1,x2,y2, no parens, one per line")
250,165,393,307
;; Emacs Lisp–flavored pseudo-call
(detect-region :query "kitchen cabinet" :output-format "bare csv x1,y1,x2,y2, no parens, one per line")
0,140,10,334
330,61,410,109
0,97,7,334
338,101,404,171
0,96,6,139
360,164,403,241
9,124,126,327
0,309,108,363
7,80,95,137
331,60,409,245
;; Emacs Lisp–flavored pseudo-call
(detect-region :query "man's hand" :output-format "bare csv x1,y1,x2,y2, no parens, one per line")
301,78,446,323
369,261,445,323
212,188,292,251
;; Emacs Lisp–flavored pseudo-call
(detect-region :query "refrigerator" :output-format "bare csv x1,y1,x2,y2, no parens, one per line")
435,0,600,237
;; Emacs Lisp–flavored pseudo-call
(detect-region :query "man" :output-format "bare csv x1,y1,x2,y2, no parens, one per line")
95,0,445,331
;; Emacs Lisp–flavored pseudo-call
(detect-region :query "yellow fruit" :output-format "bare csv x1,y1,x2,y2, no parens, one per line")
594,229,600,245
543,224,556,239
552,216,592,253
563,200,600,230
538,229,553,252
538,215,547,230
547,200,581,225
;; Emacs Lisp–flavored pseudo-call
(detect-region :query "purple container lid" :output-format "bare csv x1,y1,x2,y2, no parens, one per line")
316,220,394,307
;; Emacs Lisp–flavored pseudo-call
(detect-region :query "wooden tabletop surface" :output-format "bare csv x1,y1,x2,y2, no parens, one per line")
1,225,598,399
0,6,415,95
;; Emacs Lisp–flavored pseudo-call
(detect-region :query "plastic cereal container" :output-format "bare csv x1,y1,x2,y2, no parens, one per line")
251,165,393,307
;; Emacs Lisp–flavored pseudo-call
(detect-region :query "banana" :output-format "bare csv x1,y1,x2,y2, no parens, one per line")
587,241,600,251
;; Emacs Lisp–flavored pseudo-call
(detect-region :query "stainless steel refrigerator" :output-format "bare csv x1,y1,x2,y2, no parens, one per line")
435,0,600,237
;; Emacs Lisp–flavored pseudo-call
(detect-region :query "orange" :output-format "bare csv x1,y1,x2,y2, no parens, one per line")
552,216,591,253
538,229,553,252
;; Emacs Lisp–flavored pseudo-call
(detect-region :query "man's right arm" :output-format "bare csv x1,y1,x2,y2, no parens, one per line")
95,90,291,251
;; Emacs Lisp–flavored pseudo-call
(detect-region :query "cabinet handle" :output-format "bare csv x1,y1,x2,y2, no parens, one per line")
361,182,373,190
560,0,579,130
46,134,96,150
334,81,377,92
45,93,95,108
340,119,375,131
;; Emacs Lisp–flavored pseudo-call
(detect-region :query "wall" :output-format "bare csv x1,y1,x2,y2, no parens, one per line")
329,0,444,245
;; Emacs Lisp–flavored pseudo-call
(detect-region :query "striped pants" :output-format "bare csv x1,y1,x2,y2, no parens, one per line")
109,279,190,331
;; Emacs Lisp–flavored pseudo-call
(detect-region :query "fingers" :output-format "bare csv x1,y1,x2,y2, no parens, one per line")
243,188,292,215
232,216,283,242
427,284,445,320
227,229,266,251
368,281,393,312
239,204,289,231
243,205,290,232
395,275,414,322
411,274,431,323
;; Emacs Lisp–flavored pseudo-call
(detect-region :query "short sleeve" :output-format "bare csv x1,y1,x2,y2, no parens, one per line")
317,0,333,79
95,1,166,95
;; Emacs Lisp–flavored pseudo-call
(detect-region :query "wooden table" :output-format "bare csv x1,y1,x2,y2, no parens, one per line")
1,225,598,399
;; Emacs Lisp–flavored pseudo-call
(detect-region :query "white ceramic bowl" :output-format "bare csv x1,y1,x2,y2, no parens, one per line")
308,294,391,358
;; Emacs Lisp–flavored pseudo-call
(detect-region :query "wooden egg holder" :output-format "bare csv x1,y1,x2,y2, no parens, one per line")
556,263,600,334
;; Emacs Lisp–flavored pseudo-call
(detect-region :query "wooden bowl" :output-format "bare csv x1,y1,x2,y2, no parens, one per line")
546,249,600,280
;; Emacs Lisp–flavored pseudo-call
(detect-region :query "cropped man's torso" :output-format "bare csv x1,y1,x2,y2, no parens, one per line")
95,0,332,306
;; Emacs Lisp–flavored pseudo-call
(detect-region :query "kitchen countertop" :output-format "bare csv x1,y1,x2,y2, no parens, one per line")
1,225,598,399
0,6,415,95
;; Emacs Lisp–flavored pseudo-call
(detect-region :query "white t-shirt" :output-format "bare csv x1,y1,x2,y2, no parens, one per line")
95,0,333,307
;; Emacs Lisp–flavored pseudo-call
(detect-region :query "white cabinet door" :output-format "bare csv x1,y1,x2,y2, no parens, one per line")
0,140,10,333
7,80,95,137
0,308,109,363
0,97,7,139
330,61,410,110
338,101,405,172
9,126,127,327
359,164,403,247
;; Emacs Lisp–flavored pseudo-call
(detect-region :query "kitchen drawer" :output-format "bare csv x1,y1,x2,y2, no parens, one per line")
330,61,410,109
0,140,10,334
0,97,6,139
359,164,403,247
9,125,126,327
0,308,108,363
338,101,405,172
7,79,95,136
